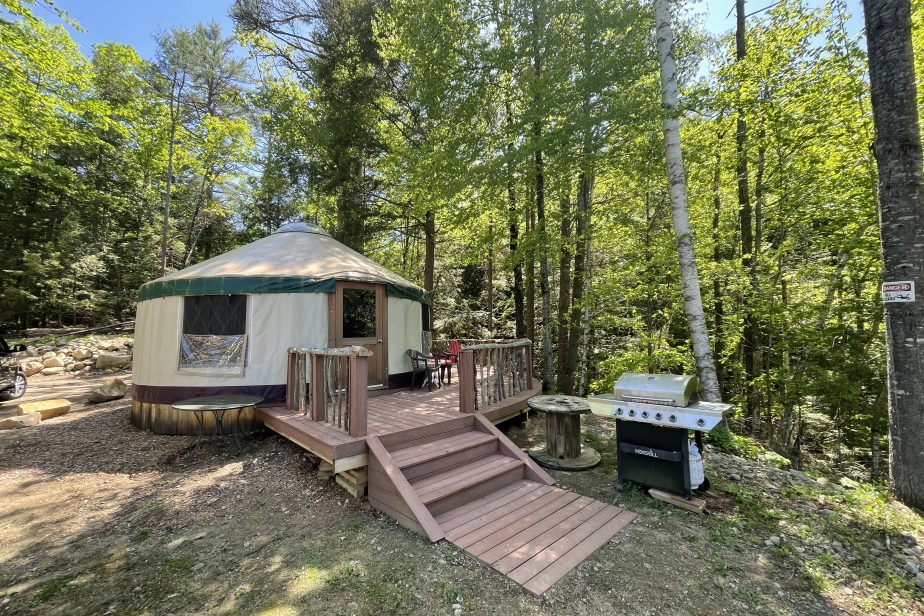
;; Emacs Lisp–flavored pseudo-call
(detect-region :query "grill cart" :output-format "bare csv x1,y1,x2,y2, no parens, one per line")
588,373,732,500
0,336,28,402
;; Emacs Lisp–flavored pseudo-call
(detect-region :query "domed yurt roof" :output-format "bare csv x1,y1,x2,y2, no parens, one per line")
139,222,426,303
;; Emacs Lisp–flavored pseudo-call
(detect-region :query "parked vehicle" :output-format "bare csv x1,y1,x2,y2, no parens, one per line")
0,336,27,401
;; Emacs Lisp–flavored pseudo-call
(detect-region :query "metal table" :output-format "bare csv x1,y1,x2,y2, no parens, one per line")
171,395,263,454
526,394,601,471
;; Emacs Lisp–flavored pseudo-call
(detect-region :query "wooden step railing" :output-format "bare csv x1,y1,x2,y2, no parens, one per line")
458,339,533,413
286,345,371,437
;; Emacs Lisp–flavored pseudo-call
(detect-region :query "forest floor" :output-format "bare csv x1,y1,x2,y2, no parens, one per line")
0,393,922,615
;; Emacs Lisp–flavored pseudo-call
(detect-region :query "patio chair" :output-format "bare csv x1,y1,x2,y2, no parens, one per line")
407,349,439,391
433,339,462,385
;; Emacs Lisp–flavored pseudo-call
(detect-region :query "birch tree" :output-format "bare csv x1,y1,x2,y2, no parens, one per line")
654,0,722,401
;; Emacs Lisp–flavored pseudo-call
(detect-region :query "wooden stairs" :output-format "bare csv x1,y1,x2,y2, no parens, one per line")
367,413,637,595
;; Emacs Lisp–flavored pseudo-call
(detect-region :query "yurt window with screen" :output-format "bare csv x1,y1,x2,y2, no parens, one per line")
178,295,248,373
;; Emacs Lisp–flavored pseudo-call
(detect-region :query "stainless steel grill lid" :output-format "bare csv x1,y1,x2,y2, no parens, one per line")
614,373,698,407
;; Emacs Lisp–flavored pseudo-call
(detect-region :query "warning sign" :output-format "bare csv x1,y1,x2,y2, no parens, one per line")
882,281,916,303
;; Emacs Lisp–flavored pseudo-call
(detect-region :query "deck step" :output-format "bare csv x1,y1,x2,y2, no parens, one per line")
436,482,638,596
411,454,525,512
393,431,499,480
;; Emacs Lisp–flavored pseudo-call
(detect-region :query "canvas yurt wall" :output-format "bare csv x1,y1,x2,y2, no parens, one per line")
131,223,428,435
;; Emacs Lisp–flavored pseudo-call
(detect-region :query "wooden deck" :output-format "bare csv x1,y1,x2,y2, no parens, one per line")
256,380,637,595
257,380,542,469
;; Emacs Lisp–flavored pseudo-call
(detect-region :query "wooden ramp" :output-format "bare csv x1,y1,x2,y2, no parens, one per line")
367,413,637,595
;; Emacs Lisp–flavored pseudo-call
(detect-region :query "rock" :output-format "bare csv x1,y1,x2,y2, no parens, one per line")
41,366,65,375
906,561,920,576
816,477,829,487
347,602,358,611
87,377,129,403
915,573,924,590
765,536,781,547
903,533,918,547
191,562,205,571
71,348,92,361
14,399,70,420
818,509,836,518
728,473,741,482
96,353,131,370
838,477,861,490
452,604,462,610
125,340,134,348
22,360,45,377
42,356,63,368
0,412,41,430
454,610,463,616
41,351,56,360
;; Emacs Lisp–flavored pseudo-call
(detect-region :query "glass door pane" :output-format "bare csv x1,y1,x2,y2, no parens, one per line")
342,287,377,339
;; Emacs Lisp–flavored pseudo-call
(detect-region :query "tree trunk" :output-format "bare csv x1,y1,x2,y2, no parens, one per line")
424,207,435,295
556,192,572,392
735,0,759,430
526,200,536,341
655,0,722,402
531,0,553,392
711,131,725,393
161,116,177,276
504,99,526,339
487,222,495,335
863,0,924,510
564,170,591,395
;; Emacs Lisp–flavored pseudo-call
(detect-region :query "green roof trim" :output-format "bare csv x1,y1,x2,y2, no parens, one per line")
386,282,429,304
138,276,428,304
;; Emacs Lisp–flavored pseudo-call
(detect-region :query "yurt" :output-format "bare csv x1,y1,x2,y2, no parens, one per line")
130,222,430,434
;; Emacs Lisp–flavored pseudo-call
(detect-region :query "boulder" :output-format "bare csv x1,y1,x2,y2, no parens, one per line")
66,363,80,372
71,348,92,361
41,366,65,375
14,399,70,420
41,351,57,361
87,377,129,403
0,412,41,430
22,360,45,377
42,356,63,368
96,353,131,370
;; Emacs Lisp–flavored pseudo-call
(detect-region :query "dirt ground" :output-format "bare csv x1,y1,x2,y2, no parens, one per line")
0,397,921,615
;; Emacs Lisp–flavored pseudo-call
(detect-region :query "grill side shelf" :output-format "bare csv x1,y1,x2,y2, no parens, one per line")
617,441,683,463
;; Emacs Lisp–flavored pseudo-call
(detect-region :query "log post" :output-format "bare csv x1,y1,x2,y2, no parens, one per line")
525,343,534,390
286,350,308,412
348,354,368,437
309,353,326,421
459,349,475,413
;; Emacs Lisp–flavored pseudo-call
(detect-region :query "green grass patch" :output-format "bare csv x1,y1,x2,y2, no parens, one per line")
32,578,68,604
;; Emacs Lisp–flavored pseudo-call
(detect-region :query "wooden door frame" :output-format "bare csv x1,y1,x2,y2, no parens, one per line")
328,281,388,386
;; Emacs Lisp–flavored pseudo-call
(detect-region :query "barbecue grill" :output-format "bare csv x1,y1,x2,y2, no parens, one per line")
588,373,732,499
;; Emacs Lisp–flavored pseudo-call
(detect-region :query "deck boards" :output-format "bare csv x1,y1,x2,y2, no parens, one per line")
445,484,637,596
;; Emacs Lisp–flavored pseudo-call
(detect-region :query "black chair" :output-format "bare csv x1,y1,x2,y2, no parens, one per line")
407,349,439,391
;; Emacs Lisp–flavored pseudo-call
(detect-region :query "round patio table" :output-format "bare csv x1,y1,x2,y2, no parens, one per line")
171,394,263,454
527,394,600,471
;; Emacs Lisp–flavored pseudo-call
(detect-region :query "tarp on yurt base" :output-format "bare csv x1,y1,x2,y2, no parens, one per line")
138,223,427,303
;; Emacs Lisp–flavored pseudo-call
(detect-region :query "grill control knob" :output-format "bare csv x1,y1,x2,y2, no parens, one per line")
615,407,623,416
696,418,706,427
669,414,677,423
641,411,649,419
628,409,636,417
655,412,663,421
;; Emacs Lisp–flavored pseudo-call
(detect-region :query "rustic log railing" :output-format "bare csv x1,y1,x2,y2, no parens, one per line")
458,339,533,413
285,345,371,437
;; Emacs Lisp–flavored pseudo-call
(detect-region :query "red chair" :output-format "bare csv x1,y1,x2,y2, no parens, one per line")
435,340,461,385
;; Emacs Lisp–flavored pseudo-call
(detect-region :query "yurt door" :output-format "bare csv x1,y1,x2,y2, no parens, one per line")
330,281,387,386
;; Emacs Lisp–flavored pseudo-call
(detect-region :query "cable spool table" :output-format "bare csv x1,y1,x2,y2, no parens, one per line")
527,394,601,471
171,395,263,455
